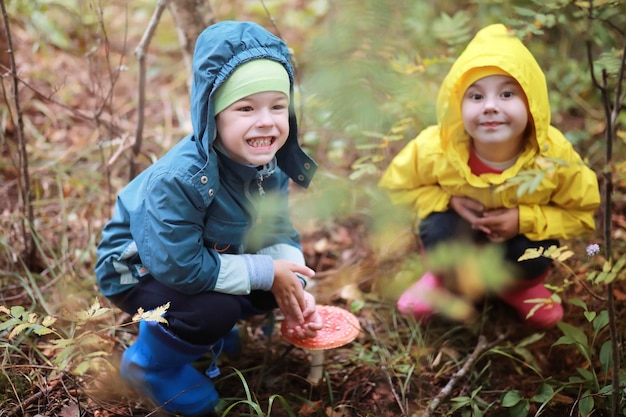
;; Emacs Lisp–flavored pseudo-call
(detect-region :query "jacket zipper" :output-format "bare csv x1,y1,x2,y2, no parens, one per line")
256,175,266,197
247,161,275,223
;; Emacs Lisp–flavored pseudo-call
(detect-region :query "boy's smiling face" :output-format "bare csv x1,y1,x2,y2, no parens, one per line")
215,91,289,166
461,75,529,161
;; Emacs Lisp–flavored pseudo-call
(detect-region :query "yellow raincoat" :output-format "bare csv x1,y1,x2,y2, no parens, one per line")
379,24,600,241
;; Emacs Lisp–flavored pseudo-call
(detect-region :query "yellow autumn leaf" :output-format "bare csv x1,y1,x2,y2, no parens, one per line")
518,247,544,261
42,315,57,327
132,302,170,324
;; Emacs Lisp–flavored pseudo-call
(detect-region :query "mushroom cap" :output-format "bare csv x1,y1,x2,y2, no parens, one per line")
281,305,361,350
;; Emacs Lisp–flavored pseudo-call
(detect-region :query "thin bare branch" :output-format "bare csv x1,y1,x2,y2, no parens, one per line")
131,0,170,180
0,0,35,266
584,2,625,416
90,0,126,123
260,0,281,38
167,0,215,86
603,26,626,417
610,34,626,128
12,76,124,136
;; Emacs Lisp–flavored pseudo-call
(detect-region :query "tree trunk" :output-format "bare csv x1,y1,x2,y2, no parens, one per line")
167,0,216,87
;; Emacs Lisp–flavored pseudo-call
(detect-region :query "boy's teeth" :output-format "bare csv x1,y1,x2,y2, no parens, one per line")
249,138,272,147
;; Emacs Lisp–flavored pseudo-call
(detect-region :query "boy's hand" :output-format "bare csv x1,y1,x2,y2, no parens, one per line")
283,291,322,339
271,260,315,327
473,208,519,242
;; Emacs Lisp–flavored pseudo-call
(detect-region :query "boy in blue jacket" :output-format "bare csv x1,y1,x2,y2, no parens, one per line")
95,21,322,416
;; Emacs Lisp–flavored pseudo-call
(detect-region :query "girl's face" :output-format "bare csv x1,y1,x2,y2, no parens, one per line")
461,75,529,159
215,91,289,166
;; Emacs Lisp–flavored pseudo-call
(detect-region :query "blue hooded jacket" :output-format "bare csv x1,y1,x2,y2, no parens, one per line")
95,21,317,297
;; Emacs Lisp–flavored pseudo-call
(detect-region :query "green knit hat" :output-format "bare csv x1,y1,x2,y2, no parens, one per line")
214,59,290,114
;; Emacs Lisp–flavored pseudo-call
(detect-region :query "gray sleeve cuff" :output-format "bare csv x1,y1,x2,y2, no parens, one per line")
244,254,275,291
257,243,308,288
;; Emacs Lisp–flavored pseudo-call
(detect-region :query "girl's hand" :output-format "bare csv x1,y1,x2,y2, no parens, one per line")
449,196,490,234
473,207,520,242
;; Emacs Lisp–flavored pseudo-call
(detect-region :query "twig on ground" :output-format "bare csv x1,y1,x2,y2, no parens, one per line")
382,365,407,416
8,372,66,416
421,333,507,417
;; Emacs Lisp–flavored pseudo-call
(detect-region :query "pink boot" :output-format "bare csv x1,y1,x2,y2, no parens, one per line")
498,274,563,329
397,272,443,321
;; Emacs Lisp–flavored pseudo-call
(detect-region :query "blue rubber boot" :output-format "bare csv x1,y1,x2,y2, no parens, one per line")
221,326,241,355
204,326,241,379
120,320,219,416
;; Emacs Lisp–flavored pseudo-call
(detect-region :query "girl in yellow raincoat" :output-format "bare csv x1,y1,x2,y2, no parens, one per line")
379,24,600,328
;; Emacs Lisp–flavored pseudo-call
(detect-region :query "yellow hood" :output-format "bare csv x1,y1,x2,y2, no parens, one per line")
437,24,549,167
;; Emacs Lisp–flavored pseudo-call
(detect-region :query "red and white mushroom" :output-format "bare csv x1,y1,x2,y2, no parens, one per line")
281,305,361,384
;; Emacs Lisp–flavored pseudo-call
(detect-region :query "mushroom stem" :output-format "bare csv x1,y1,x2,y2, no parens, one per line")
307,350,325,384
282,305,361,385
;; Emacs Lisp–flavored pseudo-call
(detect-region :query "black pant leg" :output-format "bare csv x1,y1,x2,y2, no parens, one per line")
108,278,274,345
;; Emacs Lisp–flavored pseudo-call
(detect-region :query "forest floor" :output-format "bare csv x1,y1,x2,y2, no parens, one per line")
3,211,625,417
